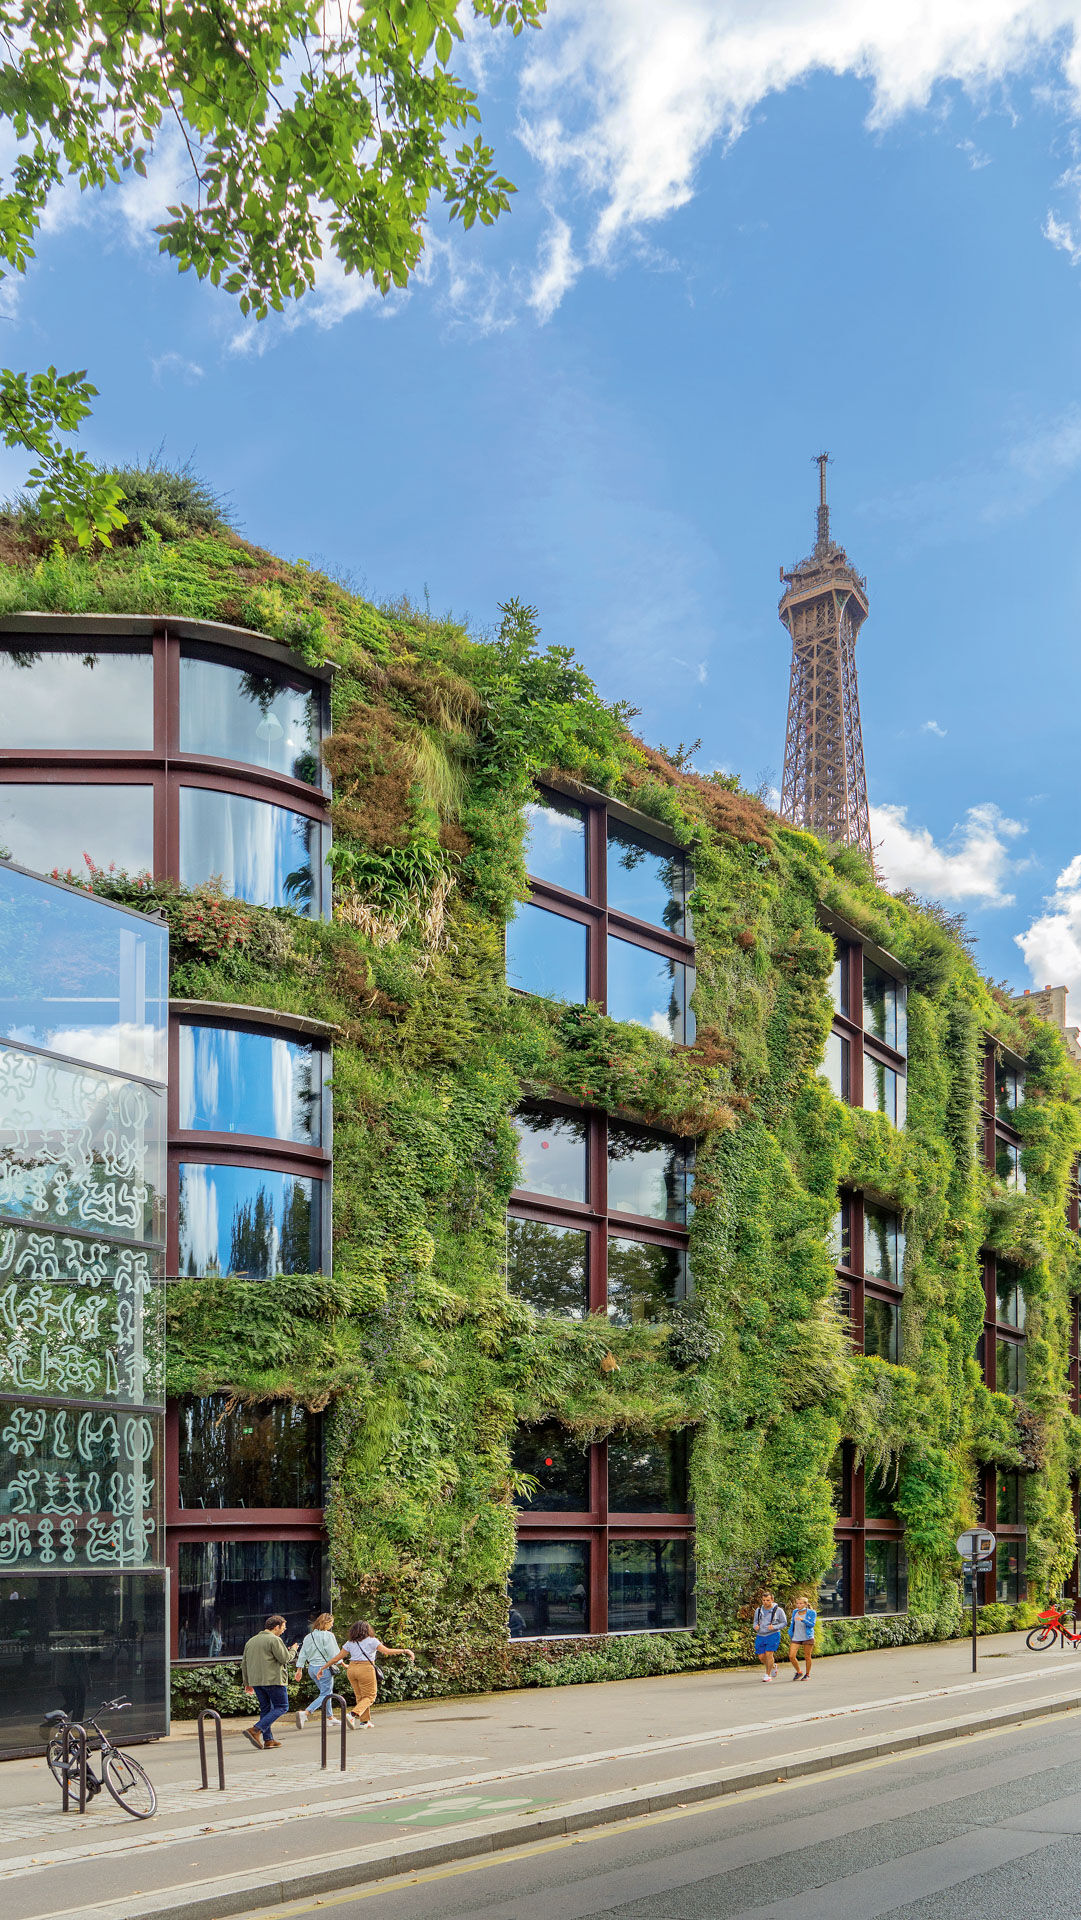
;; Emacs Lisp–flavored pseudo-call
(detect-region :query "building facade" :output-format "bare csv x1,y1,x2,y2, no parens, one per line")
0,572,1078,1705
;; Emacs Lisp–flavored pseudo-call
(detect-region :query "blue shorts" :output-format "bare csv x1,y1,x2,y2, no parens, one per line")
755,1631,781,1655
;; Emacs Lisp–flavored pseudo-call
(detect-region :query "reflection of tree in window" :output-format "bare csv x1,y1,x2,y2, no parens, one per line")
607,1123,691,1222
506,1218,587,1317
238,670,319,783
178,1396,322,1508
606,822,688,935
996,1262,1026,1330
864,1463,899,1520
864,1203,903,1285
511,1423,590,1511
607,1237,686,1324
608,1432,688,1510
864,1295,900,1362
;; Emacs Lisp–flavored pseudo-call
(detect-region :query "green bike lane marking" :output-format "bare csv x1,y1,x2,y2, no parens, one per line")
346,1792,549,1828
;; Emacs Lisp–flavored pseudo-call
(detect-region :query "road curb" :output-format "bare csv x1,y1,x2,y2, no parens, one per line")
28,1682,1081,1920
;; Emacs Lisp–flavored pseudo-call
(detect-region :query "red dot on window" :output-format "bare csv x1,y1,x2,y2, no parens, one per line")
541,1142,549,1149
545,1458,554,1466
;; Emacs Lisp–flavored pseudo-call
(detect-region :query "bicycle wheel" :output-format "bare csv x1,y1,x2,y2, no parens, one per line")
46,1736,102,1797
1026,1626,1058,1650
103,1748,156,1819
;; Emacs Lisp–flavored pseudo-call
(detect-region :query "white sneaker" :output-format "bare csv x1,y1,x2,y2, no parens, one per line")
347,1714,357,1729
295,1709,307,1729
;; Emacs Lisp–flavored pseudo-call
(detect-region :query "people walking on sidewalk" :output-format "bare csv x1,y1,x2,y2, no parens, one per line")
788,1595,817,1680
752,1591,788,1681
241,1613,299,1750
294,1611,355,1730
317,1618,415,1727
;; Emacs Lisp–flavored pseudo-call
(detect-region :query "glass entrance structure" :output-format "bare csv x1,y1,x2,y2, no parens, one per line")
0,861,169,1756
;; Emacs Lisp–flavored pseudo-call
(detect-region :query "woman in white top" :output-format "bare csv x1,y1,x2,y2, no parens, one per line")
318,1617,415,1727
294,1612,352,1729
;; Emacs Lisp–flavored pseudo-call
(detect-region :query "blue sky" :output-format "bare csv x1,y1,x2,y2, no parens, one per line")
10,1,1081,1001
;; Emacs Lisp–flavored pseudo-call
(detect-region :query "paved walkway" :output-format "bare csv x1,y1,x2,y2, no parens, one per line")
3,1631,1080,1920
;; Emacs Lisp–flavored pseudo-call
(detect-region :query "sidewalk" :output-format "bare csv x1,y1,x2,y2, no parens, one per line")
4,1630,1081,1920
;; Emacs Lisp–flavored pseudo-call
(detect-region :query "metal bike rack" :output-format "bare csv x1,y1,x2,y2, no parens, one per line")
197,1708,225,1791
61,1723,87,1814
320,1693,349,1773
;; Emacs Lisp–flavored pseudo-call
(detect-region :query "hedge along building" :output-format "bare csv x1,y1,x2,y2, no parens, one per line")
0,523,1078,1709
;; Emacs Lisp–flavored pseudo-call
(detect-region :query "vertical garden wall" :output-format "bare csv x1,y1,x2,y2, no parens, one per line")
1,518,1079,1704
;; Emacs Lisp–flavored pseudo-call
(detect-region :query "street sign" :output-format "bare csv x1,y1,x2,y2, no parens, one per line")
973,1557,993,1573
956,1529,995,1558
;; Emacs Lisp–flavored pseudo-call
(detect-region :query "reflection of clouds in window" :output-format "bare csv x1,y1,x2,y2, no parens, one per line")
524,799,586,893
178,789,317,913
180,656,320,784
0,649,153,749
0,784,154,883
271,1037,293,1140
179,1164,220,1276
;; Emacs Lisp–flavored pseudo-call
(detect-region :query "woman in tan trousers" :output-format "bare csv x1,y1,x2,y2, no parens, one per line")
318,1618,415,1726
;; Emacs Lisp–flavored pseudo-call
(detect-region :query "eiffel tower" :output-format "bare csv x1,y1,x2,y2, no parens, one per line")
778,455,872,858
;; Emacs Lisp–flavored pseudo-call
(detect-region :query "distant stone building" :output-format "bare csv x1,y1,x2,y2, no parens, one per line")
1015,985,1081,1065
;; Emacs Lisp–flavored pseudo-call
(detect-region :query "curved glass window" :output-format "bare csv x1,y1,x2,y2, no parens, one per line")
179,787,322,914
180,653,321,784
177,1395,322,1508
179,1023,322,1144
524,795,587,893
607,821,690,935
0,783,153,883
607,936,694,1043
506,902,587,1002
0,646,153,749
177,1163,319,1277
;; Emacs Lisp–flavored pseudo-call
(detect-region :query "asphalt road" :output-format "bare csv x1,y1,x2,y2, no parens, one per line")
237,1710,1081,1919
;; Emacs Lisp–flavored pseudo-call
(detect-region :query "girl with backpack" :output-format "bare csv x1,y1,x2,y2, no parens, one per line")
317,1618,415,1727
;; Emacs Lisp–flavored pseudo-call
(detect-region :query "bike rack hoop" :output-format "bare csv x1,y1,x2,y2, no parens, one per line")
320,1693,349,1773
197,1707,225,1791
61,1723,88,1815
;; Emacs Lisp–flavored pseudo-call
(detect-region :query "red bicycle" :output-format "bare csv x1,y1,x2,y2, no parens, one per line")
1026,1604,1081,1651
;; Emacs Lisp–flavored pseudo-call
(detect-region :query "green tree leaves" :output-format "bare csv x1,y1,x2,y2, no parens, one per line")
0,0,546,536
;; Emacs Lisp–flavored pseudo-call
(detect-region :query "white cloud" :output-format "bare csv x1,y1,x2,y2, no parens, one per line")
151,351,204,385
871,800,1026,906
866,402,1081,537
1016,854,1081,996
529,215,581,321
514,0,1081,309
921,719,948,736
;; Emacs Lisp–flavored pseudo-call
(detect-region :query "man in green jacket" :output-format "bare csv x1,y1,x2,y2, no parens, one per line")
241,1614,298,1750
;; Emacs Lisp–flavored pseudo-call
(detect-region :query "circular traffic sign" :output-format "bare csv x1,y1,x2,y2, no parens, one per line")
956,1528,996,1557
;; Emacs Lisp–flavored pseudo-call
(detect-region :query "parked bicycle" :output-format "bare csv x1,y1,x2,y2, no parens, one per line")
43,1697,157,1819
1026,1604,1081,1652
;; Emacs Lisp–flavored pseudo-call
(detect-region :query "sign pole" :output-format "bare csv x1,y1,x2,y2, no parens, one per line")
972,1565,978,1673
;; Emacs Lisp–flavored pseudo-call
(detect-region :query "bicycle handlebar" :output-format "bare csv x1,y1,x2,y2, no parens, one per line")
97,1698,131,1713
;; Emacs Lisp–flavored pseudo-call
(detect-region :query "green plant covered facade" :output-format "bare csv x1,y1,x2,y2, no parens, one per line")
3,520,1080,1705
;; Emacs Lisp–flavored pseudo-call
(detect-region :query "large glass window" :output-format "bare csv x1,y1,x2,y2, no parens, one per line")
507,1218,588,1317
830,1198,852,1269
823,1031,851,1103
996,1539,1026,1605
864,1538,907,1614
829,945,851,1018
178,787,322,914
995,1059,1024,1120
0,646,154,749
0,1572,166,1749
606,821,690,936
180,654,321,784
864,1294,901,1363
179,1023,323,1144
863,962,907,1055
509,1540,589,1638
607,1238,688,1325
864,1204,904,1287
177,1164,319,1277
506,902,587,1003
997,1336,1026,1396
177,1396,322,1509
606,936,695,1043
608,1124,692,1223
864,1055,906,1128
995,1138,1026,1192
997,1470,1024,1526
865,1466,899,1521
177,1540,325,1659
608,1433,689,1512
996,1263,1027,1331
607,1539,691,1631
0,782,154,882
523,795,587,894
513,1109,588,1202
512,1424,590,1512
818,1540,851,1617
